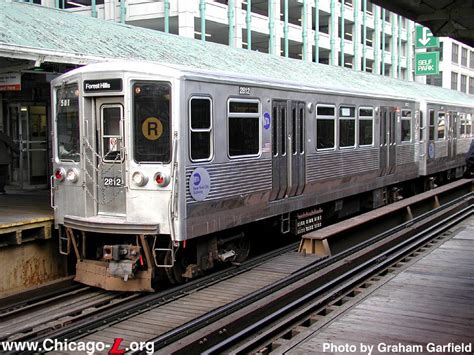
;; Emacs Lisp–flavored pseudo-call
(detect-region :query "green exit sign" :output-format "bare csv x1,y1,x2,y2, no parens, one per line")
415,25,439,49
415,52,439,76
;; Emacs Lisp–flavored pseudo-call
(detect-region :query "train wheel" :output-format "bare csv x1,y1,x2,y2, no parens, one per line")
229,234,251,263
164,247,190,285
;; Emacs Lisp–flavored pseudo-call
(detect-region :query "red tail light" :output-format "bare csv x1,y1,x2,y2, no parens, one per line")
54,168,65,182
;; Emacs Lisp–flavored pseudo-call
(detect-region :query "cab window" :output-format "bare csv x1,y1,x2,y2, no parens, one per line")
133,82,171,162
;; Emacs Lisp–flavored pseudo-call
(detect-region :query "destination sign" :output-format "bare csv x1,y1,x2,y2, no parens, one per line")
83,79,122,93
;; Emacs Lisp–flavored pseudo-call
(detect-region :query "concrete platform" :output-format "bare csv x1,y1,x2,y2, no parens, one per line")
0,190,53,246
282,216,474,354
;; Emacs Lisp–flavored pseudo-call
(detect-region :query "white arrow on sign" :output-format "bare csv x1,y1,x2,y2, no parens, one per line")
418,27,431,46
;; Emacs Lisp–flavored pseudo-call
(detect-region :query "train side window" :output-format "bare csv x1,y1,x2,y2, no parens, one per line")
228,99,260,157
358,107,374,146
437,112,446,140
401,110,412,142
316,105,335,150
56,83,80,162
429,110,435,140
339,106,356,148
189,97,213,161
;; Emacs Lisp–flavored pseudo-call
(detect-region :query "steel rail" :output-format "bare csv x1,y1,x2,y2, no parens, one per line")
208,205,473,354
150,191,472,354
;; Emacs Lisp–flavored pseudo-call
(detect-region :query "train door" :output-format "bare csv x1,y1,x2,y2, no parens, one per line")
447,112,457,159
379,106,397,175
7,104,48,189
270,100,306,201
95,98,126,216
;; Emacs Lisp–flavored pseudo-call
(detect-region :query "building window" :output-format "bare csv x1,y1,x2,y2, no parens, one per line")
470,77,474,95
358,107,373,146
470,51,474,69
316,105,336,150
228,100,260,157
451,72,458,90
339,106,355,148
460,113,467,137
426,71,442,87
437,112,446,140
461,75,467,93
429,110,435,141
461,47,468,66
189,97,212,161
452,43,459,63
401,110,412,142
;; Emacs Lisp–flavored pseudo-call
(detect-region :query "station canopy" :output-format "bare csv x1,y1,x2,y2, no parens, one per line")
1,1,473,107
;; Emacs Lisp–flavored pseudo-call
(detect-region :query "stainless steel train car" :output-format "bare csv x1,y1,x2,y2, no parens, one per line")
51,56,473,291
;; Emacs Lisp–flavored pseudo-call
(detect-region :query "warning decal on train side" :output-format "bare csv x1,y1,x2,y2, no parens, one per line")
142,117,163,141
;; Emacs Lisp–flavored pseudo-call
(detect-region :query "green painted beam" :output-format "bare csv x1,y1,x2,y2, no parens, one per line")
200,0,206,41
164,0,169,33
353,0,359,70
406,20,411,79
314,0,319,63
120,0,126,24
302,0,308,61
284,0,288,57
268,0,275,55
91,0,97,18
340,0,344,67
246,0,252,50
330,0,336,65
398,15,402,78
373,5,379,74
228,0,235,47
362,0,366,71
391,13,396,78
381,8,385,75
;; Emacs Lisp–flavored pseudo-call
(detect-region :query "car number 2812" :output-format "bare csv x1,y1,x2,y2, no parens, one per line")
104,177,123,186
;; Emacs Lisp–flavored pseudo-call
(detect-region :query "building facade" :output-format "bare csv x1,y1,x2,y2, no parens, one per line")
420,38,474,95
36,0,474,91
37,0,416,80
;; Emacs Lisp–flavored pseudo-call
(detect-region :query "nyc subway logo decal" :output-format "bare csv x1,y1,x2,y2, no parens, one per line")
189,167,211,201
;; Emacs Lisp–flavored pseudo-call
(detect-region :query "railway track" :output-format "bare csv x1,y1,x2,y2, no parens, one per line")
0,282,140,344
2,180,472,355
154,185,473,354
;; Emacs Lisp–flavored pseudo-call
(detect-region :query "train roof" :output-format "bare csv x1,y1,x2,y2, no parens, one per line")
2,1,473,108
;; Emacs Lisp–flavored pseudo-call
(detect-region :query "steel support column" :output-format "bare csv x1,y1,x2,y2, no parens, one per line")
91,0,97,18
302,0,308,61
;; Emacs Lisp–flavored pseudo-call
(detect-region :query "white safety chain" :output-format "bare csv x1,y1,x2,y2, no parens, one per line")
81,136,125,205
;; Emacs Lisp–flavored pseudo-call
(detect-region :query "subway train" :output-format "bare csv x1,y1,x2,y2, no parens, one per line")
51,42,474,291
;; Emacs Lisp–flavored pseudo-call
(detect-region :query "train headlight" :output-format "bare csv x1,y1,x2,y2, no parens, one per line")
154,171,170,187
132,171,148,187
54,168,66,182
66,168,79,183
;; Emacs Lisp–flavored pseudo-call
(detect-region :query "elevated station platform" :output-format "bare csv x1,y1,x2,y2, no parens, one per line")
0,190,53,247
279,215,474,354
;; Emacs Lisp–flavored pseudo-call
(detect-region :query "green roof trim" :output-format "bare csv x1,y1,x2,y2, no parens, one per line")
1,1,473,106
